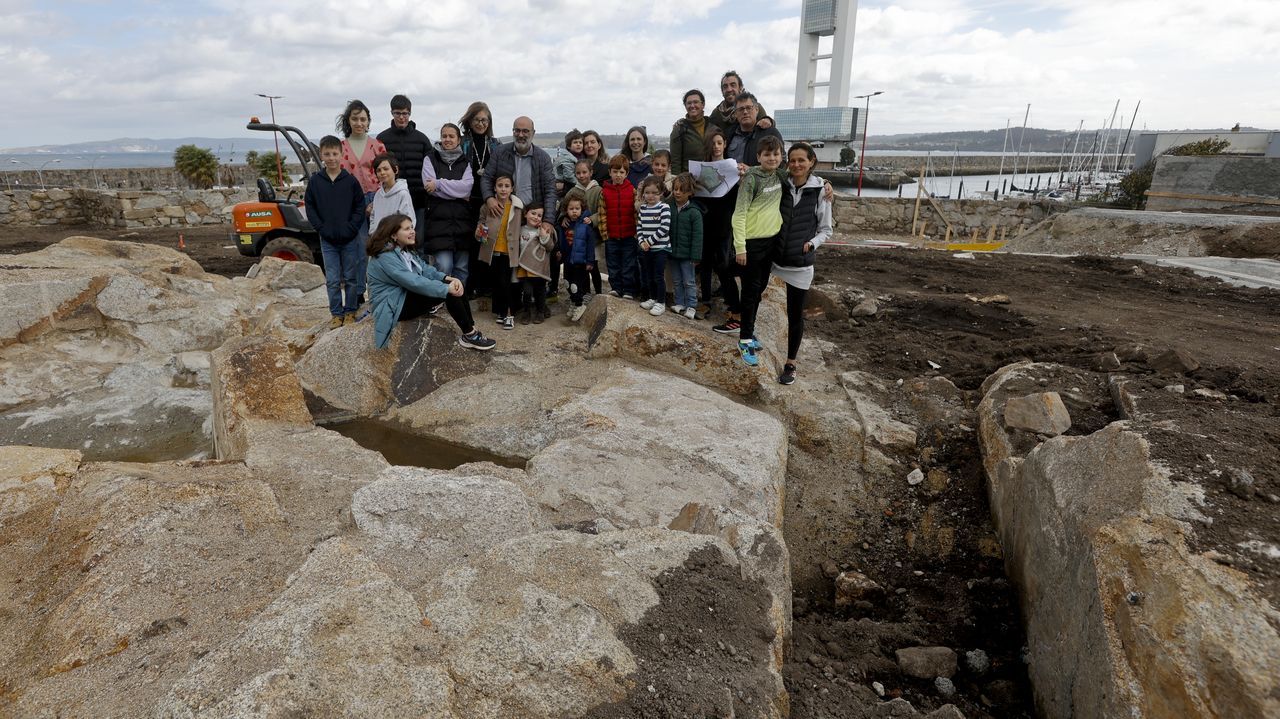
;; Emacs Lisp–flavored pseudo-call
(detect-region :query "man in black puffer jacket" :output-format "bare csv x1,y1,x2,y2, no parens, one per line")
376,94,431,231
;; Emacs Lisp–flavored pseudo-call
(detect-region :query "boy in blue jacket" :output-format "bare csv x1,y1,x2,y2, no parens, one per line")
558,193,598,322
305,135,367,329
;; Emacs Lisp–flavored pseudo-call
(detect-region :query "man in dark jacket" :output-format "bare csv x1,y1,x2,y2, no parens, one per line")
376,94,431,230
481,116,557,233
726,92,784,169
709,71,772,133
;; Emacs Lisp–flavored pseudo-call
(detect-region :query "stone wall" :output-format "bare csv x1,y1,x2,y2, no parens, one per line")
832,196,1065,237
5,164,305,192
1147,155,1280,213
0,187,258,228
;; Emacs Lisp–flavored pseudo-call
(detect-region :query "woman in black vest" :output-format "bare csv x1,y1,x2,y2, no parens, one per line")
771,142,832,385
422,123,475,285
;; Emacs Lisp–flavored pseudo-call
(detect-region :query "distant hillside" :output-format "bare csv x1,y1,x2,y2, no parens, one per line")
866,127,1273,153
0,137,284,154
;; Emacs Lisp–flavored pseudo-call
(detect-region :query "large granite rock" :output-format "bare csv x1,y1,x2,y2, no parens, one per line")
581,283,787,396
978,362,1280,718
296,317,493,418
522,366,788,529
210,334,312,460
0,238,329,461
0,457,307,718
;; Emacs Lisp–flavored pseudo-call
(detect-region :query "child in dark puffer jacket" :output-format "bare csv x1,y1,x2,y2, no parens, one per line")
557,194,598,322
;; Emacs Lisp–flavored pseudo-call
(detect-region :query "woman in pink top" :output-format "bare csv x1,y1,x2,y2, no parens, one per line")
336,99,387,309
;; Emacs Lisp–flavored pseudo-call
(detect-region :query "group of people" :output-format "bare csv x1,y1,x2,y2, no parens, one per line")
302,71,832,384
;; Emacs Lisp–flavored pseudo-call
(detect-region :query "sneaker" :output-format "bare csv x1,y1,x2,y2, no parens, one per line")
712,319,741,334
672,304,685,314
778,363,797,385
502,315,515,330
495,315,505,325
738,340,759,367
569,305,587,322
684,307,697,320
458,330,497,351
749,336,762,350
640,299,655,310
649,303,666,316
519,308,533,325
621,294,635,301
696,303,712,316
328,315,344,330
609,290,622,298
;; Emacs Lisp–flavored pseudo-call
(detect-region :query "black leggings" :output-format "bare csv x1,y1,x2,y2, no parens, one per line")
565,263,590,306
785,282,807,361
488,254,518,317
400,289,475,334
737,237,776,341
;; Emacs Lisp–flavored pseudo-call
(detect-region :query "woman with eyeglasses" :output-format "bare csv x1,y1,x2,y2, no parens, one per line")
459,101,500,296
670,89,710,175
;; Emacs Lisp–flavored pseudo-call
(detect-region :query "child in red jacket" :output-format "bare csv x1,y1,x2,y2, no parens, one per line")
600,154,639,299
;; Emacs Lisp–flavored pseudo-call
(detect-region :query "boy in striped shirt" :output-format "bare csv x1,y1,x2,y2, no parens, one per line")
636,176,672,316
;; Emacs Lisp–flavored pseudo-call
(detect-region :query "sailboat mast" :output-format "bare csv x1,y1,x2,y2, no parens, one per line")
1117,100,1141,171
1011,103,1030,190
1068,120,1084,182
996,118,1010,184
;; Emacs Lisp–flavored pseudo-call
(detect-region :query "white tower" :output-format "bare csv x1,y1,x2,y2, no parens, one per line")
794,0,858,109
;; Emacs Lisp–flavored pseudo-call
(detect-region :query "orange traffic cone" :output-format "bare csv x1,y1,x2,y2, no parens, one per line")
178,233,186,250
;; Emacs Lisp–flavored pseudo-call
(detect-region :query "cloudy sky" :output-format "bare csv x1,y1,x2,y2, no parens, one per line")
3,0,1277,147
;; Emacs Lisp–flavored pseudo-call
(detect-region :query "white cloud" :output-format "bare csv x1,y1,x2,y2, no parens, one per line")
0,0,1276,148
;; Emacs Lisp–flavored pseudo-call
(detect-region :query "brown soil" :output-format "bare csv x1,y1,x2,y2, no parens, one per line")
782,246,1279,717
0,223,256,277
581,546,781,718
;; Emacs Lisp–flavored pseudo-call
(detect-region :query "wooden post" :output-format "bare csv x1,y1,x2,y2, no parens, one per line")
971,228,979,242
911,160,925,236
999,227,1006,242
944,226,952,244
986,226,997,242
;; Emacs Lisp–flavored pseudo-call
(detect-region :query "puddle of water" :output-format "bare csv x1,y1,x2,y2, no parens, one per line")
325,418,525,470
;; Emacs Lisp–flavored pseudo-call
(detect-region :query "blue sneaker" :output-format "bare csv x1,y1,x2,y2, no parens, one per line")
738,340,759,367
749,336,762,351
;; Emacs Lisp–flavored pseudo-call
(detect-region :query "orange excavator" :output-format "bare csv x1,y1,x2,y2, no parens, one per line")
229,119,322,264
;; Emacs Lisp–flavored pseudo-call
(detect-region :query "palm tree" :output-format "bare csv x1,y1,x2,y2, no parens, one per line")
173,145,219,189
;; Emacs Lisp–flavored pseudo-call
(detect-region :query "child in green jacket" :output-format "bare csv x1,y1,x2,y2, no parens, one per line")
729,135,785,367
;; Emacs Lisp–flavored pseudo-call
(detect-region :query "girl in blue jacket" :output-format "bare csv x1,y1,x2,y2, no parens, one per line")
365,213,497,351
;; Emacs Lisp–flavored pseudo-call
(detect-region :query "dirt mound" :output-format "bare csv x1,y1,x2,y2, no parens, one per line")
1002,207,1280,258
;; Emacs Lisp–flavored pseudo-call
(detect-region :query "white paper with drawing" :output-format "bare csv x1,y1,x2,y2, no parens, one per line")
690,160,739,198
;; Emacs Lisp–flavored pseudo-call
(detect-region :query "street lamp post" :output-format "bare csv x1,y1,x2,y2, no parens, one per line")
37,159,62,190
854,91,883,197
255,93,285,187
90,154,105,190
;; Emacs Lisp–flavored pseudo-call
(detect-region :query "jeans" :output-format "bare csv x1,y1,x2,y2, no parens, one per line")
639,250,668,305
430,249,470,284
605,237,639,296
672,259,698,308
320,237,364,316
